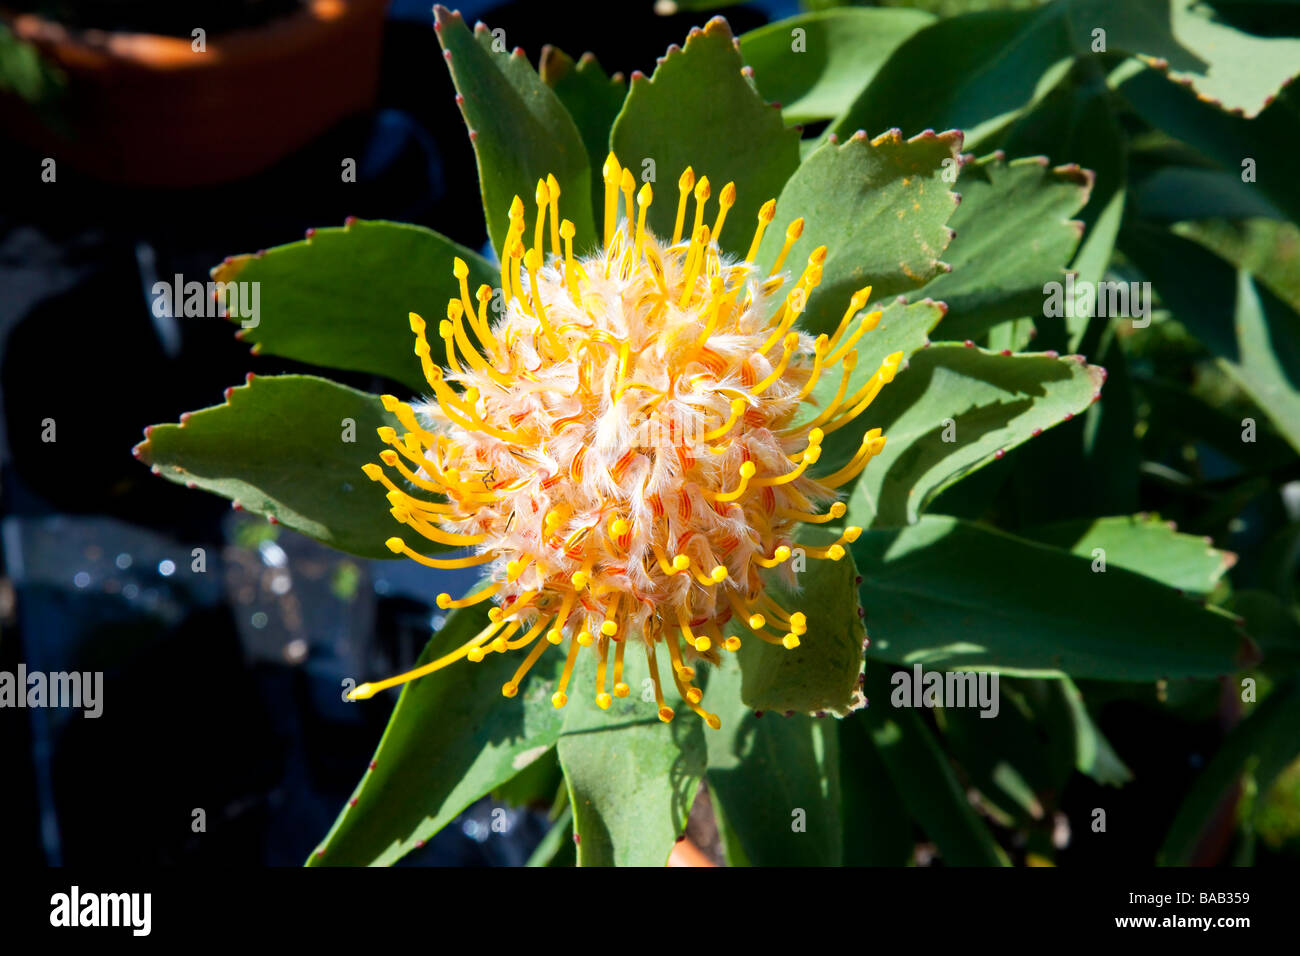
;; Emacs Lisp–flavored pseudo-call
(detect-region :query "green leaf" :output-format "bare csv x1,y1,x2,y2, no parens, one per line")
759,131,961,336
609,16,801,258
1160,680,1300,865
1228,590,1300,673
851,515,1255,680
737,7,935,124
862,666,1008,865
1117,67,1300,223
732,528,867,716
922,154,1091,343
1046,676,1132,787
539,46,627,226
832,1,1300,149
308,604,567,866
838,714,914,865
136,374,442,561
829,7,1075,149
211,220,494,395
1123,223,1300,454
525,805,574,867
1021,513,1236,594
434,5,596,255
846,345,1103,527
557,650,707,866
705,655,843,865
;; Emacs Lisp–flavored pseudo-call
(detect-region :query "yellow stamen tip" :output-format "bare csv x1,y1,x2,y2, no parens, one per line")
436,593,452,609
384,537,404,554
379,449,398,466
551,691,568,709
596,693,612,710
748,614,765,629
637,182,653,205
380,394,400,412
786,218,805,240
759,199,777,223
524,247,542,272
687,687,703,703
808,427,825,446
348,683,374,701
782,634,801,649
501,682,518,698
725,636,742,651
844,526,863,543
790,612,807,628
362,463,383,481
739,461,756,479
571,570,589,588
710,565,728,583
452,258,468,279
560,219,575,240
828,544,845,560
467,647,485,662
672,555,691,571
693,636,711,652
614,681,630,698
408,312,426,333
678,167,694,192
611,518,630,535
509,195,526,219
694,176,710,201
775,546,792,562
577,630,594,647
535,179,550,206
719,181,736,207
830,502,847,518
658,706,675,723
547,630,564,645
706,714,722,730
601,621,618,636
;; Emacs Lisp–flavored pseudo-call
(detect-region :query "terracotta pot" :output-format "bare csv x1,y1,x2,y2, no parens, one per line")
1,0,389,187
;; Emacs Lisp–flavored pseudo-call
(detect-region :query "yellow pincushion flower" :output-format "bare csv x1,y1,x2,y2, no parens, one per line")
349,153,900,728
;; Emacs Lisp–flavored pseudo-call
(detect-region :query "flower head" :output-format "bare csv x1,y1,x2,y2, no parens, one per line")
350,154,901,727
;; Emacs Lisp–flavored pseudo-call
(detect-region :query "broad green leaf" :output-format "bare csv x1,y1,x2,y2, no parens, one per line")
851,515,1254,680
1123,224,1300,454
211,220,494,396
491,746,562,809
610,16,801,258
846,345,1103,527
738,7,935,124
829,7,1075,149
758,132,961,336
862,666,1008,865
434,6,596,255
1022,514,1236,594
1117,67,1300,223
308,604,567,866
557,650,707,867
838,713,914,865
137,374,444,561
1128,0,1300,118
920,154,1091,342
1174,219,1300,316
705,655,843,865
539,46,627,224
1160,680,1300,865
731,528,867,716
997,56,1129,351
833,1,1300,149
